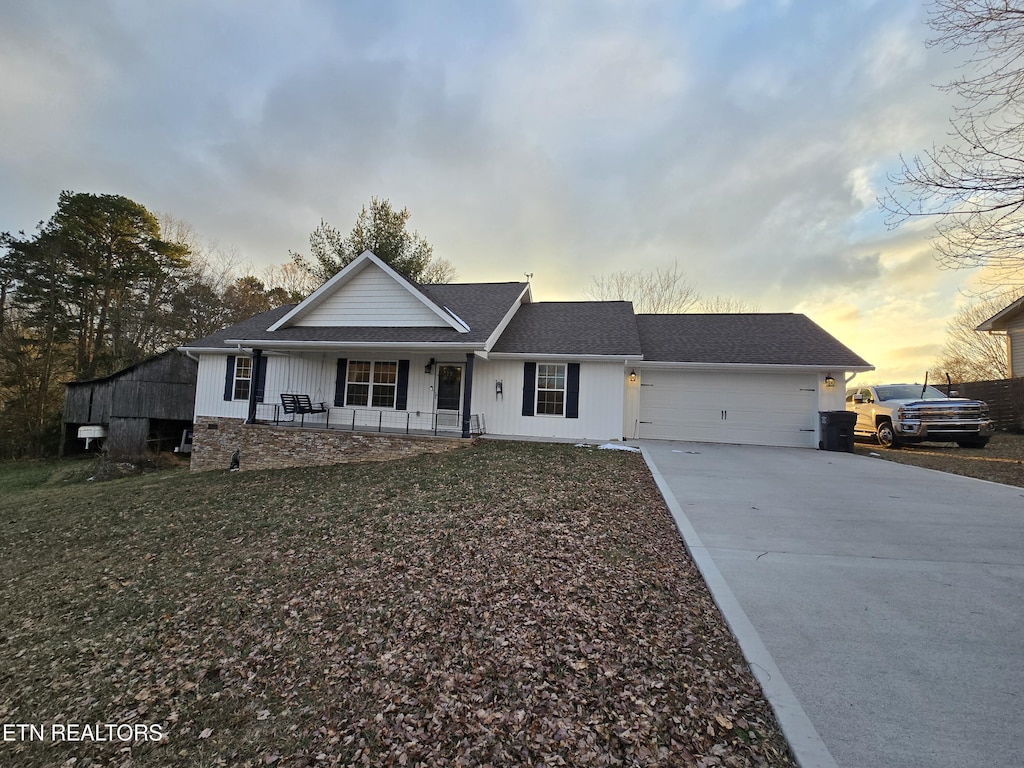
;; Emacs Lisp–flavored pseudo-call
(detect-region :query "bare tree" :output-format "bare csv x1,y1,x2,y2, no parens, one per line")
159,213,244,342
933,290,1019,381
586,262,758,314
696,295,761,313
419,257,459,284
586,262,701,314
884,1,1024,285
263,260,319,300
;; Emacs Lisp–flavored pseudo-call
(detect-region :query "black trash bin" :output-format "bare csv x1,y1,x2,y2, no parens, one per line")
819,410,857,452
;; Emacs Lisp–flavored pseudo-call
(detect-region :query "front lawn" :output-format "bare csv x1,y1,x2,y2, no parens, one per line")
0,441,794,767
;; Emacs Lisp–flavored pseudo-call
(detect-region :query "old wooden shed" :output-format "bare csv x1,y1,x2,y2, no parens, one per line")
62,349,198,460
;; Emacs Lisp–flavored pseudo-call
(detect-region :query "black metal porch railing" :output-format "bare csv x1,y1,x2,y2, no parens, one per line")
260,403,484,435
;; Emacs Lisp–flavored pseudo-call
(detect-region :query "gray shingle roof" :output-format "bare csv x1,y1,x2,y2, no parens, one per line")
182,286,871,370
182,283,528,349
635,313,872,367
490,302,643,356
183,305,296,348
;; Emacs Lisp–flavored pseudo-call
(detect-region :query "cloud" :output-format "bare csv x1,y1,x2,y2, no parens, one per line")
0,0,988,382
862,20,927,90
846,166,879,209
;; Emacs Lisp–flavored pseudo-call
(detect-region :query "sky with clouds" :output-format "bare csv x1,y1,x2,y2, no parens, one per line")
0,0,1001,382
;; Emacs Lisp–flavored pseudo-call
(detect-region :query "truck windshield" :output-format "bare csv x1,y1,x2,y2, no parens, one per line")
874,385,948,401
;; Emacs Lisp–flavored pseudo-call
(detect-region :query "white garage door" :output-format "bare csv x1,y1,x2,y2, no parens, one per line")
638,370,818,448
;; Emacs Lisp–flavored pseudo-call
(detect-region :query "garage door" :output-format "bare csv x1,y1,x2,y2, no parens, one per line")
638,370,818,448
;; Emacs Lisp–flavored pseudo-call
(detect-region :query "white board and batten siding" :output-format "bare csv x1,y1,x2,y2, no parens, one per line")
196,352,450,421
1007,314,1024,378
637,369,820,449
195,354,247,419
475,359,626,441
296,266,447,327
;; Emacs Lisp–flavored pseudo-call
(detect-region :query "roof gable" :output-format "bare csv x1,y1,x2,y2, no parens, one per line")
269,251,467,332
977,294,1024,332
180,284,530,350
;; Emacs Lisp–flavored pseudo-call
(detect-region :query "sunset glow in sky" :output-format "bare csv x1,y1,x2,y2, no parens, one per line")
0,1,994,382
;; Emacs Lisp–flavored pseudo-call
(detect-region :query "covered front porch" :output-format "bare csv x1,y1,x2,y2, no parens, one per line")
257,402,485,436
213,348,484,439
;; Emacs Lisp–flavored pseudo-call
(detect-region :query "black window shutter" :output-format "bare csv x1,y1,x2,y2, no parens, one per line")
566,363,580,419
522,362,536,416
396,360,410,410
255,356,268,403
334,358,347,406
224,356,235,401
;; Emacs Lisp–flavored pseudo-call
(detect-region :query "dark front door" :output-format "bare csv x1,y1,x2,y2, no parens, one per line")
437,364,463,412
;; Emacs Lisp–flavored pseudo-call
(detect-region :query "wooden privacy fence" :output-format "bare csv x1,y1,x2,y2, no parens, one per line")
939,377,1024,431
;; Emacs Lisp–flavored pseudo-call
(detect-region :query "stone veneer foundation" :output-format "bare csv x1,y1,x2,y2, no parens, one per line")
190,417,470,472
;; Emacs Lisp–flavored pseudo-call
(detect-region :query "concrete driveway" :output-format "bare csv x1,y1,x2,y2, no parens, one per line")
641,441,1024,768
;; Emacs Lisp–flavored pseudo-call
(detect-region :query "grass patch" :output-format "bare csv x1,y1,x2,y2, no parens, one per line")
0,460,61,494
0,441,795,767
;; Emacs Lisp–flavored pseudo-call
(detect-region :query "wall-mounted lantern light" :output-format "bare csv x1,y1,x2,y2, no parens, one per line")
629,369,638,383
495,380,503,397
824,373,836,389
425,358,435,374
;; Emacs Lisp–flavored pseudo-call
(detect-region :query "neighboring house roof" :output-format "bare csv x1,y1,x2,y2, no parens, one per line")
636,313,873,368
490,301,643,357
976,294,1024,332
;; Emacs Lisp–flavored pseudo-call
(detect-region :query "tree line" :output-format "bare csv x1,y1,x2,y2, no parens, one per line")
0,193,453,459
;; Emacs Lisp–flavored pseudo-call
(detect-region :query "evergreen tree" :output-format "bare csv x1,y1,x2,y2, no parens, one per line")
291,197,455,284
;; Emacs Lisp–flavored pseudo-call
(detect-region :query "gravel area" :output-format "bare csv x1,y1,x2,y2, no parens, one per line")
853,432,1024,487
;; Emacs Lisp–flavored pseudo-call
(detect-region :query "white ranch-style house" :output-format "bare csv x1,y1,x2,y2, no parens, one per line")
181,251,872,466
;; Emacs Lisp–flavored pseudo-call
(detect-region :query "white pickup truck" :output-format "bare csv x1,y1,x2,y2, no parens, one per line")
846,384,994,449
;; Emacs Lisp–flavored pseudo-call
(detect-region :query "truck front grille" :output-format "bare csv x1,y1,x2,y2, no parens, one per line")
906,405,985,422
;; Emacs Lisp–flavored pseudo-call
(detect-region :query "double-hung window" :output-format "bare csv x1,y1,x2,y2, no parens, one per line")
345,361,398,408
536,363,566,415
346,361,371,406
233,357,252,400
522,362,579,419
371,362,398,407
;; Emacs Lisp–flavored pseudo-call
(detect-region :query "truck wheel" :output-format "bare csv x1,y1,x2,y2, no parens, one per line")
876,419,899,449
957,438,989,449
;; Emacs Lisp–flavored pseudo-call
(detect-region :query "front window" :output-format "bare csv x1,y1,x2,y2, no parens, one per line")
371,362,398,407
536,363,566,415
346,361,371,406
346,361,397,408
233,357,252,400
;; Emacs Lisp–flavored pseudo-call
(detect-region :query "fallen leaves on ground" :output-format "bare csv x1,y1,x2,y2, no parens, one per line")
0,440,796,767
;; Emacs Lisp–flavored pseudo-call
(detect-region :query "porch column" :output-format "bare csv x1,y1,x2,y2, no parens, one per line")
461,352,475,438
246,348,263,424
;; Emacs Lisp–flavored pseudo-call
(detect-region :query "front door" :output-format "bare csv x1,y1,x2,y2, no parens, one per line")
436,364,464,415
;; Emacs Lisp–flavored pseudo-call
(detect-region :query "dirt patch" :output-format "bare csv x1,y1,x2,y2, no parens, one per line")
854,432,1024,487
